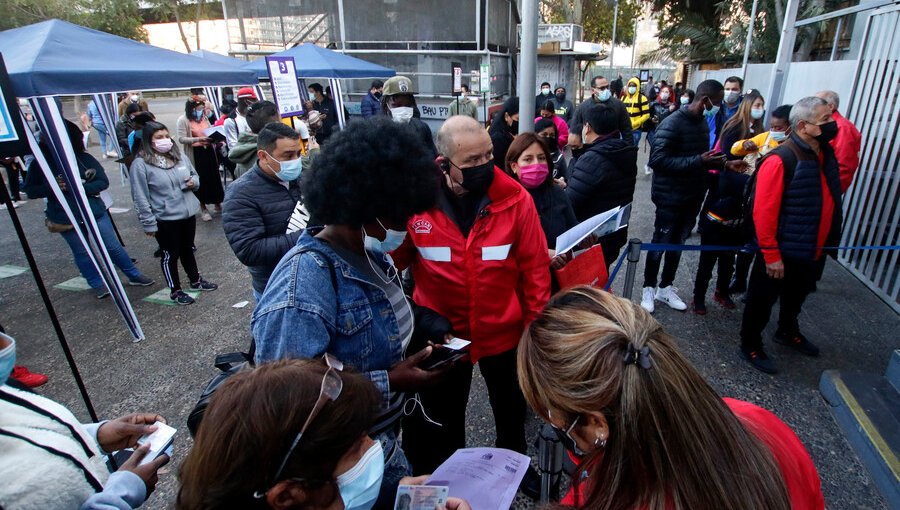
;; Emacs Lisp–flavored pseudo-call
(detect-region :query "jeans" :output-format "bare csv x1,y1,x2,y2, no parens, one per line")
373,430,412,510
60,213,142,289
156,217,200,291
692,221,743,302
643,202,703,289
632,130,643,147
92,124,110,153
402,348,528,475
739,255,823,351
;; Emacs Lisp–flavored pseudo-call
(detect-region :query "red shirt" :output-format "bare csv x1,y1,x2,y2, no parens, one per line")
392,169,550,362
830,110,862,192
754,149,835,264
561,398,825,509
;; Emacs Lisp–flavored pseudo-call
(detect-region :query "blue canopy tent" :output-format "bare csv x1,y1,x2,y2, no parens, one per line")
243,43,395,129
0,18,258,419
0,19,258,343
189,50,266,114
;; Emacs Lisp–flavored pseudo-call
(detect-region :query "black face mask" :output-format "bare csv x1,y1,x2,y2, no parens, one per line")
571,146,586,159
460,160,495,194
814,120,839,144
509,120,519,133
555,92,566,102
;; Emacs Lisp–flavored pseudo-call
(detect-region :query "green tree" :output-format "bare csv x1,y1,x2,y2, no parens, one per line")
541,0,640,46
0,0,147,41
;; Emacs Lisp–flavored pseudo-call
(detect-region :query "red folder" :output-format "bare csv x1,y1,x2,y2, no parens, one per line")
554,244,608,291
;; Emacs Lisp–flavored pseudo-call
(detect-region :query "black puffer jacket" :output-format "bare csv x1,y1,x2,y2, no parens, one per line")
565,137,638,221
648,109,710,208
222,166,309,294
527,180,578,248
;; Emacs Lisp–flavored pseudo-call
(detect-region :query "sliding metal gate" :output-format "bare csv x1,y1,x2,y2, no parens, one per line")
841,3,900,313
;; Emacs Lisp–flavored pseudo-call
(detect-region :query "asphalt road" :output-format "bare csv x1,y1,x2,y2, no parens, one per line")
0,97,895,509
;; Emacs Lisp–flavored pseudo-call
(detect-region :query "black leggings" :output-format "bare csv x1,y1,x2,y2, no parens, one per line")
156,217,200,291
693,221,744,301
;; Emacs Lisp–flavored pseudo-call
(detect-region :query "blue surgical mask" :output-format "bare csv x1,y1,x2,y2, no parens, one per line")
0,333,16,384
704,103,720,118
193,110,204,121
364,218,407,254
751,108,765,120
264,152,302,182
596,89,612,102
336,440,384,510
769,130,787,142
680,96,690,106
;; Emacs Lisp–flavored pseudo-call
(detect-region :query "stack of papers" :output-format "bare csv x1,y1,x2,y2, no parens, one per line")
555,203,632,254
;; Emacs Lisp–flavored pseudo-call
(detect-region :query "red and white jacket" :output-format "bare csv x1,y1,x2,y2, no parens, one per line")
393,168,551,363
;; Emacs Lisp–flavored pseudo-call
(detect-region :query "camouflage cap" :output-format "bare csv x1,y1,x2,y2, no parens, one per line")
382,75,416,96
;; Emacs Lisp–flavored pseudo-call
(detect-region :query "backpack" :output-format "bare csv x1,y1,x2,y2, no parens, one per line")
739,140,801,238
186,246,337,438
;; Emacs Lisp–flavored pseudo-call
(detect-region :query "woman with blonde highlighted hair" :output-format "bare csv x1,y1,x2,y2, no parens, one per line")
517,287,825,510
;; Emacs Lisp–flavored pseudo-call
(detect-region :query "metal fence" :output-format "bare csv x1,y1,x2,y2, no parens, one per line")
840,3,900,313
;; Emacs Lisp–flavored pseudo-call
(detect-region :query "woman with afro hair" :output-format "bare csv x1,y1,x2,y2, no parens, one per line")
251,117,447,508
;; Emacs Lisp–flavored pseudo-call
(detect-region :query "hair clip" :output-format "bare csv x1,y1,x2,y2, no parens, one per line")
624,343,652,369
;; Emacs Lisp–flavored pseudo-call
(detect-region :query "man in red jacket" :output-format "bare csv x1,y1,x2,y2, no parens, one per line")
739,97,842,374
393,115,550,491
815,90,861,192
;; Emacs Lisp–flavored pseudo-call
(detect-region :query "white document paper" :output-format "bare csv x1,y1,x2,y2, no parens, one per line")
203,125,226,137
425,448,530,510
232,300,249,309
555,206,620,254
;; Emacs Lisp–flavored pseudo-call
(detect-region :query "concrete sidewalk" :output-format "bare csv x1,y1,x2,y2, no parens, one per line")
0,101,895,508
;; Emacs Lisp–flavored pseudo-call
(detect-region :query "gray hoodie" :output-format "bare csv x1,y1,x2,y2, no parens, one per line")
130,155,201,232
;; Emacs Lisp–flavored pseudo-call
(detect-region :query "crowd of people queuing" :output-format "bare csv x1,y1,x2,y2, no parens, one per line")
0,67,864,510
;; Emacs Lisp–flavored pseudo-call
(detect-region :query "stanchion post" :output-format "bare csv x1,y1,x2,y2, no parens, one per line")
538,423,563,504
621,238,642,301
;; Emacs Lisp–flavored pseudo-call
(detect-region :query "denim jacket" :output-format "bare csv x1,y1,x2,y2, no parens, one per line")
251,231,405,405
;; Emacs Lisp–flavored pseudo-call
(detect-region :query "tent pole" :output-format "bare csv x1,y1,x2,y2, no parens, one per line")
106,209,126,247
0,175,98,422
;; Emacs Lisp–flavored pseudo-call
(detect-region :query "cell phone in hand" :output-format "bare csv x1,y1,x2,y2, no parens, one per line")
419,338,471,371
136,421,176,465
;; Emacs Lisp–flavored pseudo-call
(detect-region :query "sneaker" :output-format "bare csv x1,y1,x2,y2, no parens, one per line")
10,365,49,388
170,290,195,305
713,291,737,310
774,330,820,357
127,275,155,287
106,151,118,158
200,211,212,222
739,347,778,374
640,287,656,313
213,204,222,215
655,285,687,311
153,248,162,258
692,300,707,315
189,278,218,291
94,287,110,299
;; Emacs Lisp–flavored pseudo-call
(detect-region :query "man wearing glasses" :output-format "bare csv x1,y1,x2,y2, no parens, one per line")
567,75,633,157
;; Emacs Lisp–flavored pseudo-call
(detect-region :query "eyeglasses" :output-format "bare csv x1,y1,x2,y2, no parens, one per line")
548,410,586,457
254,354,344,498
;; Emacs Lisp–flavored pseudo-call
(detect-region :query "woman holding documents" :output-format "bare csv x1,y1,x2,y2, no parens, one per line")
251,118,448,509
518,287,825,509
178,358,471,510
176,96,224,222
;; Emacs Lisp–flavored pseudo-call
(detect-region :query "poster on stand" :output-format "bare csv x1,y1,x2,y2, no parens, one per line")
265,56,306,118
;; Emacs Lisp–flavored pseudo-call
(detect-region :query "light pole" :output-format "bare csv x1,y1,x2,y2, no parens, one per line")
609,0,619,67
740,0,760,81
517,0,539,133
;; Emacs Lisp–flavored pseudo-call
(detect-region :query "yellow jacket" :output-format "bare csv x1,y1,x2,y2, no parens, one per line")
622,77,650,130
730,131,780,157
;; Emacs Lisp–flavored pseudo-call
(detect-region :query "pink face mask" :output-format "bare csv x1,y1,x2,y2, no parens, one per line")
518,163,549,189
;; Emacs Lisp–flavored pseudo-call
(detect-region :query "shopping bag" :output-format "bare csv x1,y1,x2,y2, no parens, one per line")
554,244,608,290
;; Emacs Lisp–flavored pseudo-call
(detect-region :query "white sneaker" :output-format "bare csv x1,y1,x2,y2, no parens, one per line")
656,285,687,311
644,164,653,175
640,287,656,313
200,210,212,222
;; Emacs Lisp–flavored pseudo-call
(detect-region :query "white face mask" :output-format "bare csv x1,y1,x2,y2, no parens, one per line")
660,92,670,101
627,86,637,95
724,90,740,104
130,94,140,103
390,106,414,124
541,88,551,95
